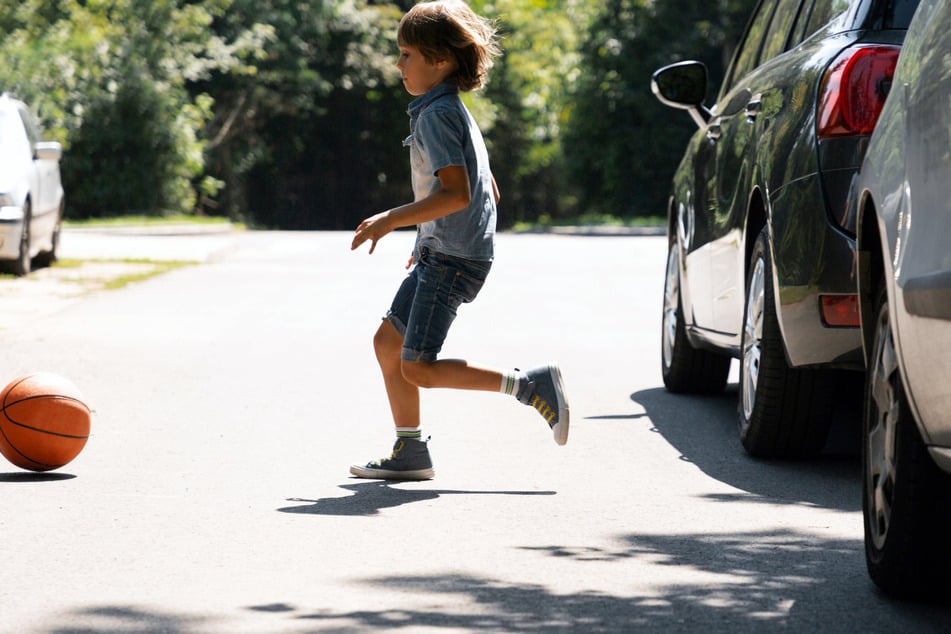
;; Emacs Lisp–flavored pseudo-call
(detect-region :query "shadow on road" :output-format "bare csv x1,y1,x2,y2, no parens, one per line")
51,531,951,634
303,528,951,630
45,526,951,632
0,471,76,482
630,386,862,512
277,481,556,516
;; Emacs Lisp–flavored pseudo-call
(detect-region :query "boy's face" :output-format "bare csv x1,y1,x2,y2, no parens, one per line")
396,45,455,96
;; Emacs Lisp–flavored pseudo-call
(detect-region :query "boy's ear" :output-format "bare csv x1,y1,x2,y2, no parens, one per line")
435,56,458,73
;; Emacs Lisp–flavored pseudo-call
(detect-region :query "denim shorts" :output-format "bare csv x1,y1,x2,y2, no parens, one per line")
386,247,491,362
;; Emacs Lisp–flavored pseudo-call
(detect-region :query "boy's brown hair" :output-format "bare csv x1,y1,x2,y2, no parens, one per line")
398,0,501,92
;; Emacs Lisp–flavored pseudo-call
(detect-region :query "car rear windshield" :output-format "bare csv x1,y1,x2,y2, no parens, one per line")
804,0,920,37
869,0,920,28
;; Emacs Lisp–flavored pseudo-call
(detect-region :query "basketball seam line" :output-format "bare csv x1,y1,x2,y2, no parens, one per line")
0,417,89,440
1,394,91,413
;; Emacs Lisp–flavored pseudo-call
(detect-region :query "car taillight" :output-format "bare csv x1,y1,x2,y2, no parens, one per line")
816,45,901,139
820,294,860,327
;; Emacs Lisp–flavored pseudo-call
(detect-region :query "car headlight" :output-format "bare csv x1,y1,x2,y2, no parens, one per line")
0,193,14,207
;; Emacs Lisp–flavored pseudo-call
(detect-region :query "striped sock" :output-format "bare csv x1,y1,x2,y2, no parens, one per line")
500,370,521,397
396,427,422,440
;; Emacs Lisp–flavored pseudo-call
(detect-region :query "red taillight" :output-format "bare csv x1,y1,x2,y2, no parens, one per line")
820,294,860,327
816,45,901,139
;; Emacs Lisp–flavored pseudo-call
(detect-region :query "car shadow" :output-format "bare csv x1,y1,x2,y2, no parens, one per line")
629,385,862,512
277,481,557,516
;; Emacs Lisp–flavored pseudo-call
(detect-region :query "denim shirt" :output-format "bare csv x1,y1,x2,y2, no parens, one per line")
405,82,496,262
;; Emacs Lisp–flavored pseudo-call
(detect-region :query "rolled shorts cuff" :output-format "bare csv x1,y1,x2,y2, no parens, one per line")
383,313,438,362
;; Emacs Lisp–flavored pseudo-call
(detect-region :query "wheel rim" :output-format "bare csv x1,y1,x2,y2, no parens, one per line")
866,301,898,550
742,256,765,420
662,246,680,370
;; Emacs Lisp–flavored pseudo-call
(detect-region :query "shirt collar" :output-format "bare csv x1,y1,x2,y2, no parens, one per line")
407,82,459,119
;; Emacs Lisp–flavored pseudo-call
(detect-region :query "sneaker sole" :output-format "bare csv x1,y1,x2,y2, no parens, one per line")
349,464,435,480
549,364,569,446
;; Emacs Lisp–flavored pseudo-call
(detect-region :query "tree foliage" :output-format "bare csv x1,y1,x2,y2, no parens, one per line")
563,0,756,218
0,0,757,227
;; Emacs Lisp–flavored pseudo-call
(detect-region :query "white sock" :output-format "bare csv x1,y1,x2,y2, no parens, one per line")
500,370,520,397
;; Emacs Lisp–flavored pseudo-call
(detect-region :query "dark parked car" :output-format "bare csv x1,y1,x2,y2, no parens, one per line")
852,0,951,598
651,0,920,457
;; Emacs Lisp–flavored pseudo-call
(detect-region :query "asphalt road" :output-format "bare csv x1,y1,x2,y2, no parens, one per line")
1,229,948,633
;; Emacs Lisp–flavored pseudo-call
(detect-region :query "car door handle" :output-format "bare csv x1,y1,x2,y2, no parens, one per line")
706,122,722,141
745,95,762,121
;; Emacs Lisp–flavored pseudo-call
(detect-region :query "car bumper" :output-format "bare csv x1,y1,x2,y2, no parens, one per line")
769,176,864,369
894,286,951,449
0,206,25,259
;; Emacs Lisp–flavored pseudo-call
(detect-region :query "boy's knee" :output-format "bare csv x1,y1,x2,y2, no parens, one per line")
401,360,436,388
373,321,401,359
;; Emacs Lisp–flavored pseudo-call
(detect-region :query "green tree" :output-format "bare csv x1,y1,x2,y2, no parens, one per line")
0,0,261,217
195,0,408,228
469,0,593,225
564,0,756,218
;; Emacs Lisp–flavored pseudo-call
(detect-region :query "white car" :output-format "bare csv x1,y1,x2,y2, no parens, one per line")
0,94,65,276
853,0,951,599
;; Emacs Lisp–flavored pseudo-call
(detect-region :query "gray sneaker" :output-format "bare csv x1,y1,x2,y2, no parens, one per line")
518,364,569,445
350,437,435,480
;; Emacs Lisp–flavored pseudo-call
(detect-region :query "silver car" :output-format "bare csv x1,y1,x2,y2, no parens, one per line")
0,94,65,276
853,0,951,599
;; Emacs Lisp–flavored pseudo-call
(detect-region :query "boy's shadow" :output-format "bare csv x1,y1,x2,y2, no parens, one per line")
278,481,556,517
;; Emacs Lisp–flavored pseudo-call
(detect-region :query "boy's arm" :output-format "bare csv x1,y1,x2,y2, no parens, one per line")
351,165,471,254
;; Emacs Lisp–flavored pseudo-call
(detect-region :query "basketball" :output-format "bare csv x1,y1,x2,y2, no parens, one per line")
0,372,92,472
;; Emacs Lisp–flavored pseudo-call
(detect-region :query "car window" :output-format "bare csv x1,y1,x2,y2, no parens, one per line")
801,0,850,38
789,0,814,44
724,0,779,91
0,109,30,160
869,0,921,28
17,106,41,148
761,0,806,61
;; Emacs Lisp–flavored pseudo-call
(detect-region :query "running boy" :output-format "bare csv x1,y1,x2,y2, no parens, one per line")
349,0,568,480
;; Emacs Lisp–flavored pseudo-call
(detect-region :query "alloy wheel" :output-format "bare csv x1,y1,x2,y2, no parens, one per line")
742,256,765,420
662,246,680,370
866,301,899,550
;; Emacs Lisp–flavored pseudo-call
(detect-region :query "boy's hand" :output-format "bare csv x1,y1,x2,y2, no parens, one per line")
351,211,392,254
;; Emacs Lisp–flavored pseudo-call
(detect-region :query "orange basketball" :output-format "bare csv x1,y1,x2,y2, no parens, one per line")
0,372,91,472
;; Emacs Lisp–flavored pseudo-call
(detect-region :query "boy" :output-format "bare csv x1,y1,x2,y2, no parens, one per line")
350,0,568,480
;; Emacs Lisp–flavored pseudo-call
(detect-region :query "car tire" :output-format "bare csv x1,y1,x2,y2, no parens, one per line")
35,202,62,269
661,239,730,394
863,286,951,598
13,199,31,277
737,227,833,457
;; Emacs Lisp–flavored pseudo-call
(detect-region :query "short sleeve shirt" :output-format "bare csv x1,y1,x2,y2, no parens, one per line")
406,83,496,261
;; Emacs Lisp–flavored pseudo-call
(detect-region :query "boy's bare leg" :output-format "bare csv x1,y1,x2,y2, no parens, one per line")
373,320,420,428
401,359,502,391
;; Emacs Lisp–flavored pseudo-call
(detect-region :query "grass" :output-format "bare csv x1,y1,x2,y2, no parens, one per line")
103,260,197,290
0,258,197,287
63,214,240,229
51,258,198,291
511,213,664,232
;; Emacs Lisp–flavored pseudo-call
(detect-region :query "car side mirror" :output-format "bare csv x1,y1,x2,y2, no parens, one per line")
35,141,62,162
651,61,712,129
